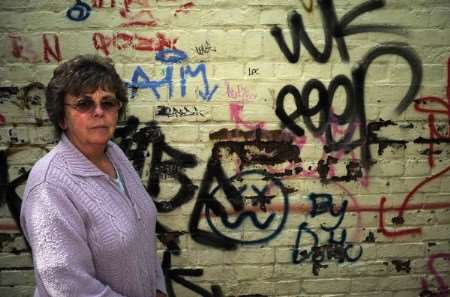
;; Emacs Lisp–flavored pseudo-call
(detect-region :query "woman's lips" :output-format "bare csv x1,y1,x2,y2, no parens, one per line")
91,125,109,129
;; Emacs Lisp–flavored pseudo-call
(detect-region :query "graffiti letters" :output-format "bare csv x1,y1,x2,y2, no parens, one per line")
8,34,61,63
127,49,218,101
271,0,403,63
194,40,216,56
292,193,362,275
93,32,177,56
155,105,206,119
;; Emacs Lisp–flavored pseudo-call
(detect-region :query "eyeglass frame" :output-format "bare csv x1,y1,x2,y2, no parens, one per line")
64,96,123,114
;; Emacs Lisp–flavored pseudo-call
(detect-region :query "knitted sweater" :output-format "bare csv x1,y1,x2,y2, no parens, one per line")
20,134,167,297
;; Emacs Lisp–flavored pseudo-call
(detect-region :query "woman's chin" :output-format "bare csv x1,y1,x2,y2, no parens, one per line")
88,133,113,145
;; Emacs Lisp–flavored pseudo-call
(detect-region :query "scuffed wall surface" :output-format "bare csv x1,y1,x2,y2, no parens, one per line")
1,0,450,296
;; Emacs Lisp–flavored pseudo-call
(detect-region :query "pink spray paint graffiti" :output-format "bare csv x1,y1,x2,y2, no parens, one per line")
421,253,450,297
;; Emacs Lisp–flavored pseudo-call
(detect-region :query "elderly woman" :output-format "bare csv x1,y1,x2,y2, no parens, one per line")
20,55,167,297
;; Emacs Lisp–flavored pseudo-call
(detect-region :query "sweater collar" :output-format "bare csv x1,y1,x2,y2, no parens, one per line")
58,133,113,177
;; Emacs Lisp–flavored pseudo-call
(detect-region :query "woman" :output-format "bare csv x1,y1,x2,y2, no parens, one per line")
20,55,167,297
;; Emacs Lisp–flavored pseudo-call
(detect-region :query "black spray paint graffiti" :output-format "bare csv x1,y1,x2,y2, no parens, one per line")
156,105,206,118
0,150,30,235
189,129,298,250
115,118,287,295
190,169,289,250
0,86,19,102
272,0,423,170
162,251,224,297
271,0,403,63
114,117,198,213
114,118,231,297
292,193,362,275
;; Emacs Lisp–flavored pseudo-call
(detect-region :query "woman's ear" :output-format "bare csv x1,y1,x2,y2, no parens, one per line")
59,119,67,130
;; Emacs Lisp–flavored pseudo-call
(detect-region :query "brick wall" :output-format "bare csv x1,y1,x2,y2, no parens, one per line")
1,0,450,296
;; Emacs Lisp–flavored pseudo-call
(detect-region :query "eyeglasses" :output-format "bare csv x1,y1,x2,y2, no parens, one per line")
64,97,123,114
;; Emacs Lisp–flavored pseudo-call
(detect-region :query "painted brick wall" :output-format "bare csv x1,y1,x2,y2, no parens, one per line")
0,0,450,296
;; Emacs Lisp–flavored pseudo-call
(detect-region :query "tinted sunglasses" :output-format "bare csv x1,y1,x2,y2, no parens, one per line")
64,97,122,114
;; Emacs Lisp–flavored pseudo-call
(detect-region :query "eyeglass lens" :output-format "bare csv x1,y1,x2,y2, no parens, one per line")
72,98,121,113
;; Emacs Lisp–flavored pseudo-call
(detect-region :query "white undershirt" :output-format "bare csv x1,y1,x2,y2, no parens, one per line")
112,166,125,193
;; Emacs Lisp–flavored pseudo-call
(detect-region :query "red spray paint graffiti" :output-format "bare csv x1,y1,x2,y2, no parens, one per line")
8,33,61,63
91,0,116,8
118,0,157,27
414,58,450,168
174,2,194,16
43,34,61,63
377,59,450,238
378,165,450,237
8,34,39,63
92,32,178,56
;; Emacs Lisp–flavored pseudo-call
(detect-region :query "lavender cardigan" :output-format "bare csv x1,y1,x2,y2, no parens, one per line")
20,134,167,297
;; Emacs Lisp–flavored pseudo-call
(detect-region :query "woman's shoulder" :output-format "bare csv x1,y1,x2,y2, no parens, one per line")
25,144,69,194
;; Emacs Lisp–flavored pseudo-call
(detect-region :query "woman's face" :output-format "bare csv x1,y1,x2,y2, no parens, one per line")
61,88,120,154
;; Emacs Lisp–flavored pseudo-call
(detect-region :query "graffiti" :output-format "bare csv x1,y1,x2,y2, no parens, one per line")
190,167,289,249
118,0,157,27
194,40,216,56
114,118,198,213
43,34,62,63
8,34,39,63
414,58,450,168
128,49,218,101
66,0,92,21
174,2,194,16
0,83,47,125
420,253,450,297
114,118,279,296
91,0,115,8
300,0,314,13
317,157,363,183
189,128,298,249
275,44,422,170
155,105,206,118
367,120,408,156
248,68,259,76
225,82,257,103
292,193,362,275
15,82,45,110
93,32,177,56
229,103,265,130
162,251,224,297
391,260,411,273
271,0,403,63
378,165,450,237
8,34,60,63
0,147,52,236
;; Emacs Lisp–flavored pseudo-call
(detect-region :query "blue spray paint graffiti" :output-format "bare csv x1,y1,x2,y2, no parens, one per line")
66,0,91,21
128,49,218,101
292,193,362,275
